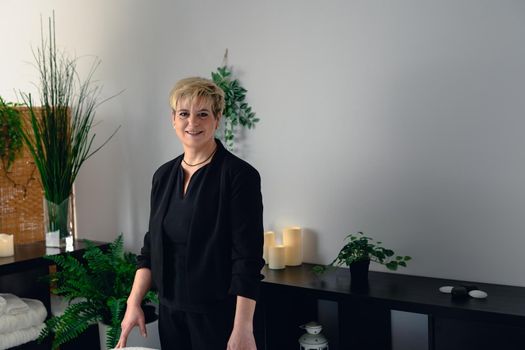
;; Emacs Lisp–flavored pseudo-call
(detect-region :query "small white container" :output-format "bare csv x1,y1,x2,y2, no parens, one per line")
298,321,329,350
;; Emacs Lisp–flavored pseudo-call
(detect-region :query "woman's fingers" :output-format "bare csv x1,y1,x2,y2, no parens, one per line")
115,335,127,348
138,317,147,337
116,305,145,348
116,323,132,348
116,319,143,348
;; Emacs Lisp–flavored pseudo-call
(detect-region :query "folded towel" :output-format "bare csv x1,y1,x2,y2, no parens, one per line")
0,294,29,315
0,298,47,334
0,296,5,316
0,323,45,350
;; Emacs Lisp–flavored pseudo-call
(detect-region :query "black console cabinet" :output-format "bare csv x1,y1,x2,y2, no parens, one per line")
257,264,525,350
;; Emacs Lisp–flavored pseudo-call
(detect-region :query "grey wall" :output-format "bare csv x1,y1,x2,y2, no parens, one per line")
4,0,521,286
2,1,525,348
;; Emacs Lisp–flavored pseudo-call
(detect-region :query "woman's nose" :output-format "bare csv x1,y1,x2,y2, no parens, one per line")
188,114,199,126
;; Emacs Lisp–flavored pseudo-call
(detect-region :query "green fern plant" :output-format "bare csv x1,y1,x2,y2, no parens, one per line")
39,234,157,349
211,65,259,151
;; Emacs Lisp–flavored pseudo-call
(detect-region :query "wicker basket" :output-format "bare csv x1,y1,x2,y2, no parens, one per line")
0,107,44,244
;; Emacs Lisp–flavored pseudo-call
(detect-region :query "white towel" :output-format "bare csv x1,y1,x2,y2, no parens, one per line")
0,294,29,315
0,298,47,334
0,296,6,316
0,323,45,350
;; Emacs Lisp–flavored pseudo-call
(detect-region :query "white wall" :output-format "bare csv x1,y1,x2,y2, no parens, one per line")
2,0,525,292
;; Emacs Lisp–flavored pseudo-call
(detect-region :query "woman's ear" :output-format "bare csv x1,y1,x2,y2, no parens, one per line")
171,110,176,129
215,112,222,129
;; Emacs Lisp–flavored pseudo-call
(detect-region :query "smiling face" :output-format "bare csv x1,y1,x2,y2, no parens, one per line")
172,96,221,151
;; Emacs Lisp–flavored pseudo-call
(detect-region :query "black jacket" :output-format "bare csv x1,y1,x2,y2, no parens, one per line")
137,140,264,303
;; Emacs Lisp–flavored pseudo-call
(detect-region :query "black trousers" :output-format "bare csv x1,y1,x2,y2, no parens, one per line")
158,299,236,350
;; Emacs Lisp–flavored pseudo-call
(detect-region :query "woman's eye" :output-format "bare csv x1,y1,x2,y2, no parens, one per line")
198,112,209,118
178,112,189,118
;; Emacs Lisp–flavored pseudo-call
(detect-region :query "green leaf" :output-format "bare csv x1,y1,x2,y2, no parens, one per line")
385,262,398,271
384,249,394,257
0,97,24,170
312,265,327,275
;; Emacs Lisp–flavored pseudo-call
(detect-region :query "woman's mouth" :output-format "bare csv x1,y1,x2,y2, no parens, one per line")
186,130,203,136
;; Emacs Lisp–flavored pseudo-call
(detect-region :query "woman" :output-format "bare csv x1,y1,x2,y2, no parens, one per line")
116,77,264,349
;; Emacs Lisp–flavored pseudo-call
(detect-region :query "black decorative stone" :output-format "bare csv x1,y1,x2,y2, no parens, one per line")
461,284,479,292
451,286,468,299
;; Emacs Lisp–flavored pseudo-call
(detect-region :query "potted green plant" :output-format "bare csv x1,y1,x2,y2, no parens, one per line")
211,50,259,151
20,14,119,247
313,232,412,286
39,235,158,350
0,97,23,172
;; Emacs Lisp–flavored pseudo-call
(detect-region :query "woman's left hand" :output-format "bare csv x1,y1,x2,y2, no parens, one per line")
227,326,257,350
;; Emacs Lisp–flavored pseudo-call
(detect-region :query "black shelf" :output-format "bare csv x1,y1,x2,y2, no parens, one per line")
0,240,108,275
258,264,525,350
0,239,109,350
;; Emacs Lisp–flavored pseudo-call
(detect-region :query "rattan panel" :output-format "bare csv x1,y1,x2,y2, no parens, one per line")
0,107,44,244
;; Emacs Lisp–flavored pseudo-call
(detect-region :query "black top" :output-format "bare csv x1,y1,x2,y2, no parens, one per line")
137,140,264,305
162,164,213,312
162,165,208,244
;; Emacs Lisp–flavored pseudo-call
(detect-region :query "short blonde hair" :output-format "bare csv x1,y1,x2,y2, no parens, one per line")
169,77,225,118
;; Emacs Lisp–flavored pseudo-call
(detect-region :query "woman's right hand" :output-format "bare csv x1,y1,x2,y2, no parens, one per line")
115,304,147,348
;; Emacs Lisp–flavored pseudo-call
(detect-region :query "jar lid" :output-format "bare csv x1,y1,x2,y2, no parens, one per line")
299,332,328,345
300,321,323,334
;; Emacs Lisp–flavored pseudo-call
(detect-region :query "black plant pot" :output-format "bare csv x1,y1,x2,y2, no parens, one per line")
140,304,158,323
350,259,370,288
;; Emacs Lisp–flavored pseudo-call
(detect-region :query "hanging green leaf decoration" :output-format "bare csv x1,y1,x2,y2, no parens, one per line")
211,62,259,151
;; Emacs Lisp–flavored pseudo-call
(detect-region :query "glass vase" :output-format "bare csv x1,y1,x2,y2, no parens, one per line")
44,197,73,248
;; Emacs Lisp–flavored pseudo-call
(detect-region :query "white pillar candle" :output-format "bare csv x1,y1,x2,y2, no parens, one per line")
283,226,303,266
263,231,276,264
0,234,14,257
268,245,286,270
